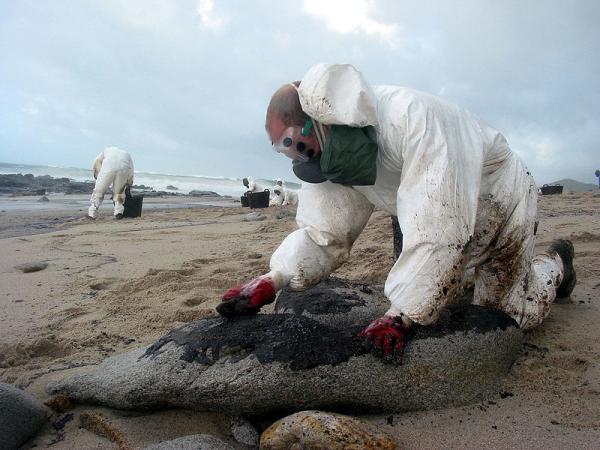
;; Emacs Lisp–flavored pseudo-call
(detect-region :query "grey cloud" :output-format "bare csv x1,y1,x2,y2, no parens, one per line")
0,0,598,183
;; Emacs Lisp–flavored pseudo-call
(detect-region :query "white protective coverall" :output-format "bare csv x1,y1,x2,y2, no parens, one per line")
245,176,269,194
268,64,564,330
269,184,285,206
271,178,298,207
88,147,134,218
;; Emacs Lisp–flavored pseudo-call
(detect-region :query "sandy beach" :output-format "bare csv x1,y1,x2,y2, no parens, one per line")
1,191,600,448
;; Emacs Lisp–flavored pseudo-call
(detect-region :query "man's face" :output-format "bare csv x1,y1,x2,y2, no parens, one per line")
267,116,321,160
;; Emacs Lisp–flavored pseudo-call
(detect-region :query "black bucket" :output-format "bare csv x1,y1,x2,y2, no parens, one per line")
240,193,250,207
123,191,144,218
248,189,270,208
540,184,563,195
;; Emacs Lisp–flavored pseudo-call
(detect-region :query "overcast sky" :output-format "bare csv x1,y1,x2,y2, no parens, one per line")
0,0,598,184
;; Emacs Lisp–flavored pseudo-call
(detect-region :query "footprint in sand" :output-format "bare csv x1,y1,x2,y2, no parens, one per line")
182,295,209,307
89,278,119,291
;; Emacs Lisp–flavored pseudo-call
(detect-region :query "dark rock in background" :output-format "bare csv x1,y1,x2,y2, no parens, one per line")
189,190,220,197
0,174,227,198
0,173,95,195
64,181,95,194
15,261,48,273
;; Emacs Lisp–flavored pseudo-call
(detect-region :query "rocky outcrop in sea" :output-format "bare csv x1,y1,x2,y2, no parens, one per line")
0,173,95,195
0,174,225,198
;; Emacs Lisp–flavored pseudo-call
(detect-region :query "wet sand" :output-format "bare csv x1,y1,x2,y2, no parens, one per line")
0,194,237,239
1,192,599,448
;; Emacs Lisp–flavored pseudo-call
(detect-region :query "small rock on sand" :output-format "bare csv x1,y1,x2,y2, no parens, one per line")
230,416,259,447
144,434,236,450
0,382,48,450
243,212,267,222
275,208,295,219
38,196,50,202
260,410,397,450
15,261,48,273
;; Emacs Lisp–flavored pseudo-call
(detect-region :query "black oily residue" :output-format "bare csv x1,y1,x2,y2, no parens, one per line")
412,304,518,339
142,304,517,371
143,314,366,371
275,277,372,315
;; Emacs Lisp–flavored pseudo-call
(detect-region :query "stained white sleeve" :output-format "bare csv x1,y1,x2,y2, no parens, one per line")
384,100,484,324
270,181,374,290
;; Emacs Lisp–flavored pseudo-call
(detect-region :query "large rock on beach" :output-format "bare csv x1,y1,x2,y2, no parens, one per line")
0,383,48,449
49,279,522,416
260,410,397,450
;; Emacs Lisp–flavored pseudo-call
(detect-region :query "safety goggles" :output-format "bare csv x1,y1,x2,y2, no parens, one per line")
272,119,316,162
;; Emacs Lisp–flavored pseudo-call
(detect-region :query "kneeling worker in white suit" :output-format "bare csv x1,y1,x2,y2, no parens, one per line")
276,178,298,206
216,64,576,362
270,178,298,207
269,183,285,207
88,146,134,219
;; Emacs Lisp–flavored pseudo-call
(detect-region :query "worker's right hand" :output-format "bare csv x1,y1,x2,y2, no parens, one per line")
216,275,277,318
359,315,408,364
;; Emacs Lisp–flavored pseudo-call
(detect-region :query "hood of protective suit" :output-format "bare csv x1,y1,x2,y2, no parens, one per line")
297,63,379,127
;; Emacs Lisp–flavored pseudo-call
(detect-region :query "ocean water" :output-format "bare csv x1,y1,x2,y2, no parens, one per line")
0,162,298,197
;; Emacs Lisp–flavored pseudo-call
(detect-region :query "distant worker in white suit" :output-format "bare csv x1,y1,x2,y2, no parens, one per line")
88,146,134,219
269,181,285,206
273,177,298,206
242,176,268,194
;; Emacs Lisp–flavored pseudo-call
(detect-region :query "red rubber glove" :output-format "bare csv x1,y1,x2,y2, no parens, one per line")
217,275,277,317
359,316,408,363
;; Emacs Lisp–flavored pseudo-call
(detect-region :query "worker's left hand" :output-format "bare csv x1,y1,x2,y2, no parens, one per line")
359,315,408,363
216,275,277,318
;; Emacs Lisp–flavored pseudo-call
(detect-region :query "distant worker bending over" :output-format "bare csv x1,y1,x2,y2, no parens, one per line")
242,176,269,194
217,64,576,362
88,146,134,220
